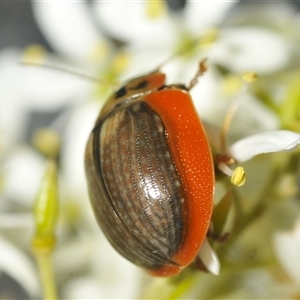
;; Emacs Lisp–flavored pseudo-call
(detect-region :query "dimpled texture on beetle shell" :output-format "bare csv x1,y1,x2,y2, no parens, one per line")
85,101,188,271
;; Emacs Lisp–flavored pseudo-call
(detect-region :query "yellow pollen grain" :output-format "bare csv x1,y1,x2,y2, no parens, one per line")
231,166,246,186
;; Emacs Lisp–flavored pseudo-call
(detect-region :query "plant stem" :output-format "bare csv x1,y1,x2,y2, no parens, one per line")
35,251,57,300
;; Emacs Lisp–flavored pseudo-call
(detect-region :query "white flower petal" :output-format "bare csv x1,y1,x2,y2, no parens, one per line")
0,49,90,111
0,51,29,148
94,2,176,46
0,237,39,298
198,238,220,275
2,146,45,207
211,27,291,74
230,130,300,162
274,220,300,284
184,0,238,35
32,1,104,59
61,101,101,205
0,89,26,158
19,66,90,111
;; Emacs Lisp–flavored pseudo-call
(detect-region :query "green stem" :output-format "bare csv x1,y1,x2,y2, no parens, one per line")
36,252,57,300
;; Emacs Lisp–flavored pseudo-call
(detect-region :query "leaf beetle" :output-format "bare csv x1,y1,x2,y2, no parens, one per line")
85,60,215,276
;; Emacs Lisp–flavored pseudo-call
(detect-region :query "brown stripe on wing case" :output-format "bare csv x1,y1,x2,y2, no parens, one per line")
92,123,170,268
92,101,188,269
92,114,173,268
101,107,176,263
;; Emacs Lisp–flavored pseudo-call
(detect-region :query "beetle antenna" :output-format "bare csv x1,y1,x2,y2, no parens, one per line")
187,58,208,91
20,60,106,85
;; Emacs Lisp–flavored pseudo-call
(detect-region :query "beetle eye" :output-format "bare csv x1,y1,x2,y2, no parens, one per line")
114,86,127,99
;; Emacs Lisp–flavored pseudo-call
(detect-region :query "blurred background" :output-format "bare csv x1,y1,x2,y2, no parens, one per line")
1,1,300,299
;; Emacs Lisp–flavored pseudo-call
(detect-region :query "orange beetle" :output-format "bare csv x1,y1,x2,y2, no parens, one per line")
85,62,214,276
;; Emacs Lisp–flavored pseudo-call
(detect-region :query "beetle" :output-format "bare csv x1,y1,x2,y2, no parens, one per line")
85,60,215,276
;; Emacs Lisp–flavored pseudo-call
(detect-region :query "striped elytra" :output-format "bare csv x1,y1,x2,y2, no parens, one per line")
85,71,215,276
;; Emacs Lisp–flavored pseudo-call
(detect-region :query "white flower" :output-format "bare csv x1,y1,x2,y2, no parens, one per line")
210,27,291,74
0,49,91,163
31,1,107,60
0,3,121,299
94,1,237,47
94,1,292,75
